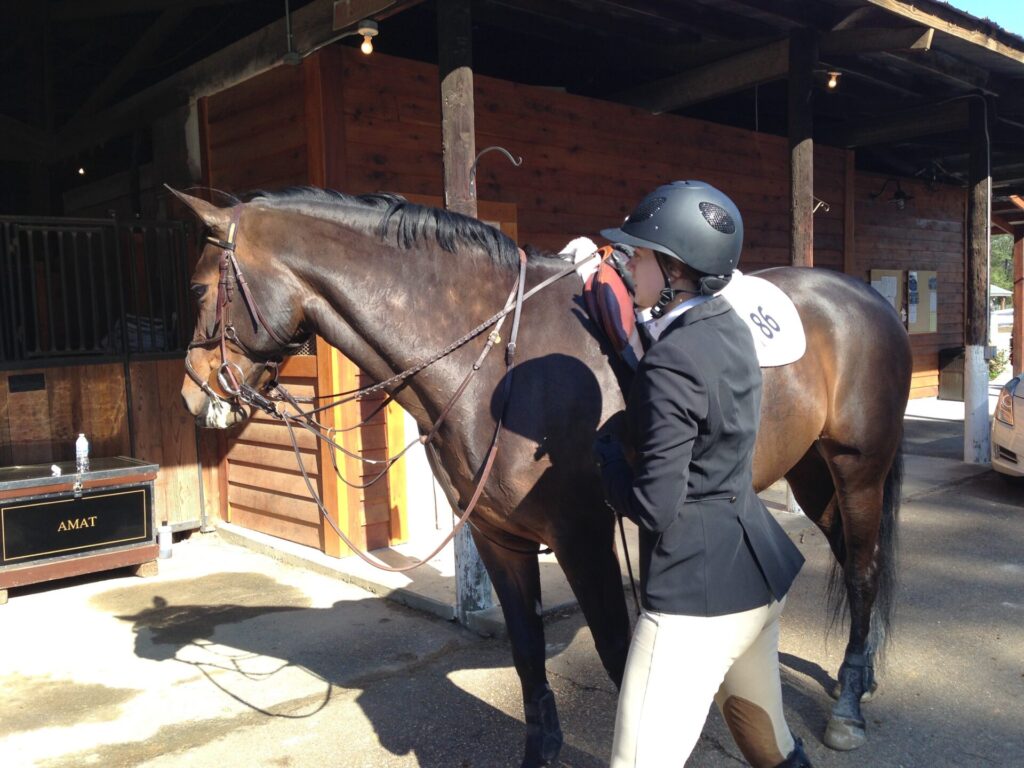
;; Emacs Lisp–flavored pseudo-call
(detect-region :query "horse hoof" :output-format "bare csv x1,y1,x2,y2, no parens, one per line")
824,716,867,751
831,678,878,702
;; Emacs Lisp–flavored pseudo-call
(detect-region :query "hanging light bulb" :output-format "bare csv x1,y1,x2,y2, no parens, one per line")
827,71,841,90
357,20,378,55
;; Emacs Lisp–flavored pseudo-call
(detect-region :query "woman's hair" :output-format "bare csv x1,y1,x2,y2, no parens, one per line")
655,251,700,282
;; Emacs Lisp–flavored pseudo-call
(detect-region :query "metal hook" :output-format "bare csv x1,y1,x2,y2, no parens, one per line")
470,146,523,192
812,196,831,214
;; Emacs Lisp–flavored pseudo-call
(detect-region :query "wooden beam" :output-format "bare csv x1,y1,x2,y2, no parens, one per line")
877,48,992,92
50,0,244,21
966,98,991,348
865,0,1024,65
71,7,191,121
820,26,934,56
993,164,1024,188
829,99,969,148
619,38,790,114
789,28,816,268
0,114,52,163
436,0,493,624
964,97,991,463
333,0,398,30
51,0,421,159
1013,230,1023,376
992,214,1017,235
844,150,856,276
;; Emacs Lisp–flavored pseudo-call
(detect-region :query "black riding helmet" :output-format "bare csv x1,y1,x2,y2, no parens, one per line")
601,181,744,279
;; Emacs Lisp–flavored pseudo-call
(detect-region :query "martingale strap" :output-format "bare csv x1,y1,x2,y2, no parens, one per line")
283,250,530,573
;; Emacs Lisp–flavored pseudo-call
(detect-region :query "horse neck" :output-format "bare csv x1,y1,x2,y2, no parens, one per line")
287,223,518,428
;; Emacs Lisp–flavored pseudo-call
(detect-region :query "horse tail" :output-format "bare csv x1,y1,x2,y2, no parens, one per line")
825,438,902,663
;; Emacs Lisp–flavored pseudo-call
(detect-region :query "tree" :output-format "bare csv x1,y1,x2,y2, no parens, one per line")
991,234,1013,292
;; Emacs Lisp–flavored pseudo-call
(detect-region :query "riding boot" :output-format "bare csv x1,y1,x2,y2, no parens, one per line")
773,737,813,768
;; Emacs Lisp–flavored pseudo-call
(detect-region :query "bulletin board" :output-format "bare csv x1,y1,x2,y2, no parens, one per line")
869,269,938,334
870,269,906,320
907,270,938,334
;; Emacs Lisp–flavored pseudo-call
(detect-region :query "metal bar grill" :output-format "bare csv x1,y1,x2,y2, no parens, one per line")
0,217,191,365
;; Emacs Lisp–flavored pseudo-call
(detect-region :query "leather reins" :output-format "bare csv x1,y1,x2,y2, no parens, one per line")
185,215,610,572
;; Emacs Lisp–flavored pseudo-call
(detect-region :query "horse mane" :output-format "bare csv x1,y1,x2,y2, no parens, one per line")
244,187,521,270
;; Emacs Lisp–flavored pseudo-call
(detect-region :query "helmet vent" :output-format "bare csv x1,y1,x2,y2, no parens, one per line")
627,196,666,224
699,202,736,234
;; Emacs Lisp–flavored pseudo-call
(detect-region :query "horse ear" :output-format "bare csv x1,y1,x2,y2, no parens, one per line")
164,185,233,231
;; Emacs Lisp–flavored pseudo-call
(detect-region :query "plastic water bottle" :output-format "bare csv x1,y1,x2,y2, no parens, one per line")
75,433,90,473
158,524,173,559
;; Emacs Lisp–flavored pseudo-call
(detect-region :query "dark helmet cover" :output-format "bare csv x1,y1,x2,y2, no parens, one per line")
601,180,744,277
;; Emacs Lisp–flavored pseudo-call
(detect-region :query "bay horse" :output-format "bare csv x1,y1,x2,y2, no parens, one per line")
174,187,910,766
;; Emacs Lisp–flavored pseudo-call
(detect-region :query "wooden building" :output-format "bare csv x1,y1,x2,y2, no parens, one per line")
2,0,1024,568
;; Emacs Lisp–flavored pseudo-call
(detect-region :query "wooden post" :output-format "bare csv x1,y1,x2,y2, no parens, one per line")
437,0,494,624
843,150,856,277
787,28,816,515
1013,228,1023,377
964,97,991,464
788,28,817,269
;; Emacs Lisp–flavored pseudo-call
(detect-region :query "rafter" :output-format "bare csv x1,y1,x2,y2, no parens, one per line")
49,0,244,21
864,0,1024,65
616,38,790,113
820,26,933,56
70,7,191,122
0,113,52,163
827,100,970,148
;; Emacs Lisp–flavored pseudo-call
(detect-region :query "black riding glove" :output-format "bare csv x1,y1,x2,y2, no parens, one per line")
594,435,635,521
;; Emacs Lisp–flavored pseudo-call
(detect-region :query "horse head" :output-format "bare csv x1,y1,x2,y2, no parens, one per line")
170,188,311,429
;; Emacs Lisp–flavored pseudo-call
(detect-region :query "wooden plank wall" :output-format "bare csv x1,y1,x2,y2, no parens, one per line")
224,356,326,550
338,48,964,397
0,364,129,466
202,65,326,549
0,361,204,527
129,358,205,528
339,49,848,269
202,64,309,190
851,174,966,397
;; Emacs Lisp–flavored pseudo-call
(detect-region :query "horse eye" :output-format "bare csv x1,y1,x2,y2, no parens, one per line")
190,283,208,299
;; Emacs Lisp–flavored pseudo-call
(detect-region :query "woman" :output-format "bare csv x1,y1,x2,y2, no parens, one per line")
595,181,810,768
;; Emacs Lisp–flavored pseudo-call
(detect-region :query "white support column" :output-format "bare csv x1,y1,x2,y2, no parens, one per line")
964,345,990,463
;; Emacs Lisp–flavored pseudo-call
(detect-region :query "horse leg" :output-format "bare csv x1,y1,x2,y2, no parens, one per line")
788,446,882,704
469,524,563,768
551,515,632,688
818,448,899,751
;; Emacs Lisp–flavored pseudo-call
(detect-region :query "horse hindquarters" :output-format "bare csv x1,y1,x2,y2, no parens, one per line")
468,524,563,767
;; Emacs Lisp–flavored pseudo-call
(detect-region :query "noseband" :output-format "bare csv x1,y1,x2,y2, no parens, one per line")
184,211,306,415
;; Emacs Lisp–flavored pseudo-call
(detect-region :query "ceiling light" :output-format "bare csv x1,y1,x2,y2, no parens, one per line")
827,71,841,89
358,20,378,55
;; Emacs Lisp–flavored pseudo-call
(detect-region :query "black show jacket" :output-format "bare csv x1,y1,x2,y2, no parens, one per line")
602,295,804,616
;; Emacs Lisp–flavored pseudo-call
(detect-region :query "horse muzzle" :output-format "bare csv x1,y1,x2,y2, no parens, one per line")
197,395,249,429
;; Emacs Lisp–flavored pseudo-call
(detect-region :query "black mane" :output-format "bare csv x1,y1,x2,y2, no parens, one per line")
245,187,521,270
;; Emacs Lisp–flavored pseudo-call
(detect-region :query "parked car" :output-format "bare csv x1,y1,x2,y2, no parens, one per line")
992,376,1024,478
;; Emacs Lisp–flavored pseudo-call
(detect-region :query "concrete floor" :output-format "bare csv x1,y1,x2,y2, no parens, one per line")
1,406,1021,767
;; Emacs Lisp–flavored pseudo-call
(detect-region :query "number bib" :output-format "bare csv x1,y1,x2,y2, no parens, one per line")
719,272,806,367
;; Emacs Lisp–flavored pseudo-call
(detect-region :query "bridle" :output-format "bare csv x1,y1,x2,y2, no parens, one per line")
185,209,611,572
184,209,309,415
